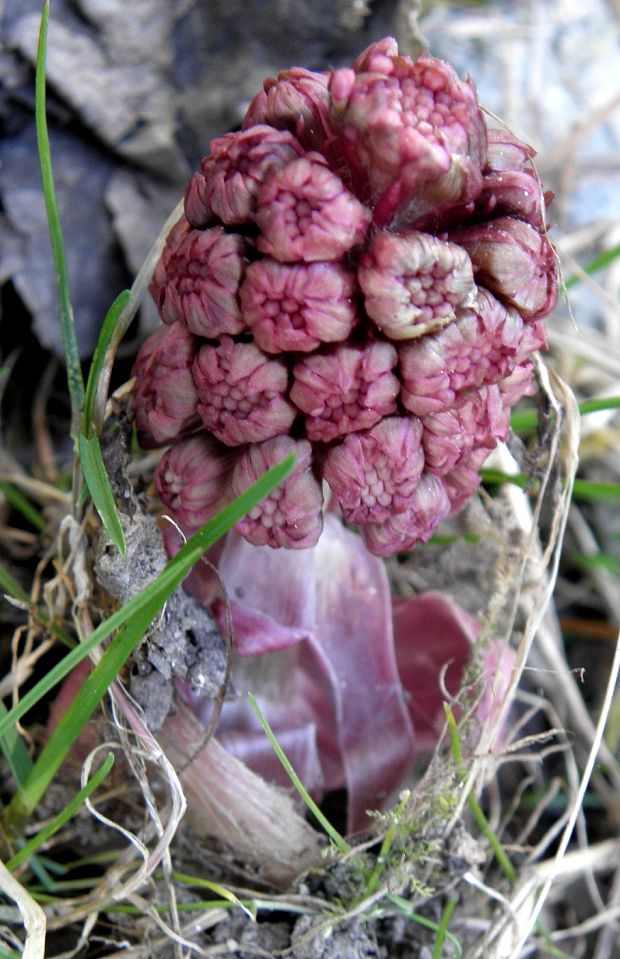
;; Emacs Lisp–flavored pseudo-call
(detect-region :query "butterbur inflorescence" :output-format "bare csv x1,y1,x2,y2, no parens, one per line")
133,37,557,556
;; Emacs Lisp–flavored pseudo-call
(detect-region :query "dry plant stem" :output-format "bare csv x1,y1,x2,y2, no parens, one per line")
81,684,187,900
92,198,185,433
484,630,620,959
446,362,579,835
592,860,620,959
157,702,323,887
0,859,46,958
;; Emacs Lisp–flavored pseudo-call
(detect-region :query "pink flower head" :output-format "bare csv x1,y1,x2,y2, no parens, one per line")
136,37,558,556
239,259,357,353
186,127,305,227
422,384,509,475
359,231,476,339
243,67,332,150
131,323,199,448
399,288,525,416
323,416,425,525
329,52,487,227
232,437,323,549
193,336,296,446
255,153,371,262
155,434,236,531
291,340,399,442
361,472,451,556
450,216,557,320
153,226,249,337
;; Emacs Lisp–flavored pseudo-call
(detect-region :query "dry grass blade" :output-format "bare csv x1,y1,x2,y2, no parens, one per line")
0,860,46,958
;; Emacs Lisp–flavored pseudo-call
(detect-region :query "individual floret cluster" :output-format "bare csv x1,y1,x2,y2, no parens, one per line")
132,37,556,556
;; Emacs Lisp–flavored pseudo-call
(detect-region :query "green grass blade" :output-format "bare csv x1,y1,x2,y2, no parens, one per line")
171,872,256,920
35,0,84,431
565,241,620,289
511,394,620,433
481,467,620,503
431,897,458,959
0,701,33,789
0,563,30,604
479,468,527,490
0,562,75,650
78,433,126,556
444,704,516,882
6,753,114,871
573,552,620,577
6,581,180,827
0,453,296,744
82,289,132,436
248,692,350,854
388,894,462,958
573,479,620,502
0,481,46,532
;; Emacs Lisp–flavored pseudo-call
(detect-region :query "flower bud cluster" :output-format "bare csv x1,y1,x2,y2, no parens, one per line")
132,37,556,556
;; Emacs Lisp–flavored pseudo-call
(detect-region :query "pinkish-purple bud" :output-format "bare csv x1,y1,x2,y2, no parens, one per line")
359,231,476,340
131,323,199,448
498,362,537,407
484,128,536,172
476,168,547,229
148,216,192,304
189,127,305,227
232,437,323,549
242,67,332,150
192,336,296,447
329,48,487,227
421,384,509,475
350,37,399,74
441,446,489,515
239,259,357,353
154,226,249,337
183,172,213,229
450,216,557,320
291,341,399,442
155,434,236,531
323,416,424,525
255,153,371,262
399,288,525,416
361,472,451,556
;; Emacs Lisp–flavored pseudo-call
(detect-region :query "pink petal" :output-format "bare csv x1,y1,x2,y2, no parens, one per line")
255,154,371,262
192,126,305,226
323,416,425,525
450,216,557,320
291,340,399,442
359,231,476,340
240,259,357,354
361,472,451,556
131,323,199,448
155,226,249,337
399,288,525,416
232,437,324,549
155,433,236,531
243,67,332,150
328,47,486,227
193,336,296,446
